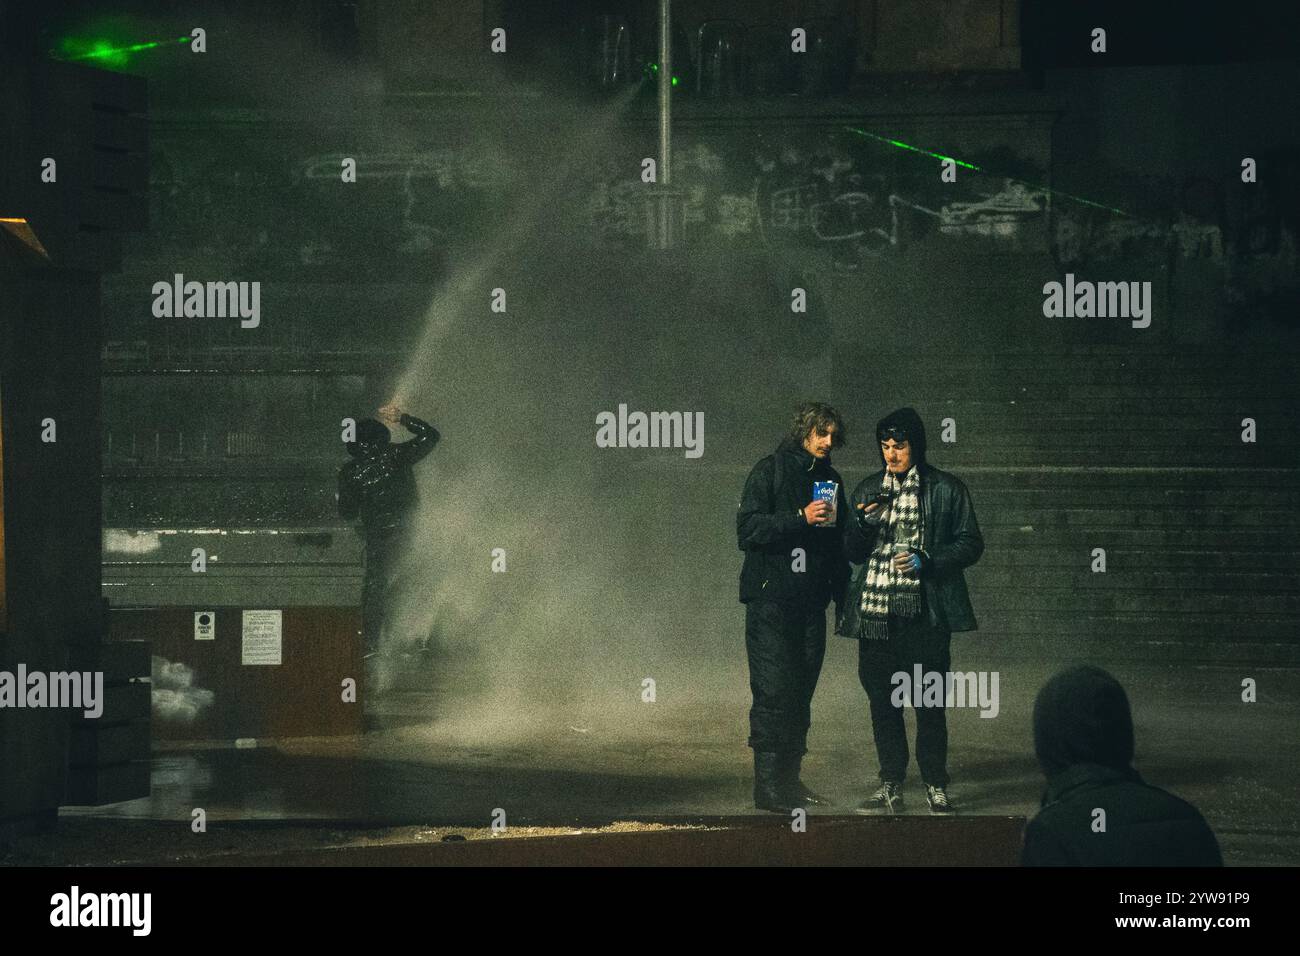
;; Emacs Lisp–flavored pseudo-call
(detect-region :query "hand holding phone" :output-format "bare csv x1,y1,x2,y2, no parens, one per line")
855,493,891,528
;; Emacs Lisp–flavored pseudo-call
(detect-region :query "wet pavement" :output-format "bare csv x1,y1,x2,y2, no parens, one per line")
38,648,1300,866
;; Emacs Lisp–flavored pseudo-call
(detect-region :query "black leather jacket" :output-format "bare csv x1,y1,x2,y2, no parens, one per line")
837,463,983,635
338,414,439,539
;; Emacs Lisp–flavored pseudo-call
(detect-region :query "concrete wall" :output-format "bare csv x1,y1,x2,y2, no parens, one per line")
0,45,149,825
85,4,1298,669
0,265,104,829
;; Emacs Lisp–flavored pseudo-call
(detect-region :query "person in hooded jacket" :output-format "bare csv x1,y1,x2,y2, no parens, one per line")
1023,665,1222,866
839,407,983,814
338,404,439,657
737,402,851,813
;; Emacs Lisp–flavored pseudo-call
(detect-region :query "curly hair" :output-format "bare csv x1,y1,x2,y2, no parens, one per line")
789,401,846,449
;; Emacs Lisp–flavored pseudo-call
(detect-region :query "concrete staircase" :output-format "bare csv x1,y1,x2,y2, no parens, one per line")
851,346,1300,663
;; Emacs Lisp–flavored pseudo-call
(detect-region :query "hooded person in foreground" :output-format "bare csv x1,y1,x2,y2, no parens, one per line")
838,407,983,814
1023,665,1222,866
338,404,439,658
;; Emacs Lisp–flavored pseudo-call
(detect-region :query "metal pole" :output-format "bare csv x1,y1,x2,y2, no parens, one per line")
657,0,672,249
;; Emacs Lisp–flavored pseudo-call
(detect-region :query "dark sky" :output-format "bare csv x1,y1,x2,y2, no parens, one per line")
8,1,1300,69
1022,0,1300,69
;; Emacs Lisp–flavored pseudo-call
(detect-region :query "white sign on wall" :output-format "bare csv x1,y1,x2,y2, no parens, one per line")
241,610,282,665
194,611,216,641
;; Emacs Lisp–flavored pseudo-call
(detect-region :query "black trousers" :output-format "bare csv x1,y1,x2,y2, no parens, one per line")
361,535,400,654
857,610,953,787
745,600,827,754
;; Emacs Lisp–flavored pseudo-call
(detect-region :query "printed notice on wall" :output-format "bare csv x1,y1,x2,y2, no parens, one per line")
241,610,282,665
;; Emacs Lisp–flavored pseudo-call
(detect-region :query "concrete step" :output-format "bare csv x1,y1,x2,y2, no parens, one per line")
980,632,1300,664
974,507,1299,528
932,449,1294,467
866,353,1296,378
966,569,1299,591
975,610,1299,640
957,468,1300,490
974,527,1300,546
920,399,1298,418
857,365,1299,390
927,431,1297,446
973,550,1300,571
969,488,1300,508
911,418,1291,439
975,588,1300,614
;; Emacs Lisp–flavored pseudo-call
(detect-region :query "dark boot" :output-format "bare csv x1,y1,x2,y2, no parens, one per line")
753,751,797,813
782,753,828,807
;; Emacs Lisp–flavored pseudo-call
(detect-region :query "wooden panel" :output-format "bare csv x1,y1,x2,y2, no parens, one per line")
110,607,363,740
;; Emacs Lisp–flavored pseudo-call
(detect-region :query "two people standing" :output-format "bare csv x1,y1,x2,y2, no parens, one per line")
737,402,984,814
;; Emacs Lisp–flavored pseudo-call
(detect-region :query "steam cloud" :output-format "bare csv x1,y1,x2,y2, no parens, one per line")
151,656,215,724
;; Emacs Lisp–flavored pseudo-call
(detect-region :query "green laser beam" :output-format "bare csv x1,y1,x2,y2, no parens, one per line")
643,62,680,85
843,126,1130,216
848,128,982,171
56,35,190,67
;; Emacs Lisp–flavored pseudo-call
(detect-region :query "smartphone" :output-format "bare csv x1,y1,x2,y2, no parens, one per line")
855,490,890,529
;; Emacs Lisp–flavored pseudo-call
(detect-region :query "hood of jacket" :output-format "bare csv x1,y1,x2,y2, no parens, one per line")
347,418,391,457
1033,665,1135,779
776,435,831,472
875,407,927,469
1041,761,1143,807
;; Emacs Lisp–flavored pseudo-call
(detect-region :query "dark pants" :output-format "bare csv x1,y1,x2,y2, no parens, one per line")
361,535,400,654
857,610,953,787
745,600,827,754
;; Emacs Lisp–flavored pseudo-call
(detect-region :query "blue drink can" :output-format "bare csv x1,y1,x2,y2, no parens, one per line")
813,480,839,526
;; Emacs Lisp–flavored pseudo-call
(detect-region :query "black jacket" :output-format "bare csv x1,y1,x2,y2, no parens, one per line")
838,463,983,635
737,438,851,610
1021,763,1223,866
338,414,439,538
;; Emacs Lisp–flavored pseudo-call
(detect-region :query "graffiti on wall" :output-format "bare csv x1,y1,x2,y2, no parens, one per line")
137,128,1295,320
141,139,520,277
1048,156,1299,325
586,133,1052,267
1050,173,1227,270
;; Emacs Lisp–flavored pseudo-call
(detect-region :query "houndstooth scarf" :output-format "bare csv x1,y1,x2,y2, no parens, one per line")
858,466,924,640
